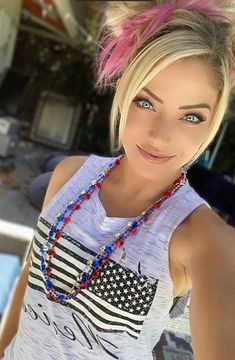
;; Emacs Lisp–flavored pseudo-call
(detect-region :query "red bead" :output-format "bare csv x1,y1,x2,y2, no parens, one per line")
116,239,124,248
105,170,110,176
173,179,181,186
55,231,62,240
64,217,70,224
48,249,55,256
85,194,91,199
93,269,100,278
130,228,137,235
73,204,80,210
115,159,120,165
46,267,52,275
95,182,101,189
79,283,87,289
164,190,172,197
143,216,148,222
154,203,161,209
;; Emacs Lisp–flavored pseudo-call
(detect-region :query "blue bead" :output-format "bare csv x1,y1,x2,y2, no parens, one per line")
58,294,65,301
92,259,100,268
81,273,89,282
132,221,138,228
87,268,93,276
45,279,52,289
40,263,46,271
49,229,55,237
57,214,65,222
39,247,44,255
67,204,73,210
104,245,112,254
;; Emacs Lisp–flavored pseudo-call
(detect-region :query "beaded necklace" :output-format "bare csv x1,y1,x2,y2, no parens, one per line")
40,155,187,303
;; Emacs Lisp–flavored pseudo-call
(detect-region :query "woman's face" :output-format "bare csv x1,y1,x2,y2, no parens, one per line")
121,58,219,180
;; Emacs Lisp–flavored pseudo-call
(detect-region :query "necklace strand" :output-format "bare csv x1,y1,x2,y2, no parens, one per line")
40,155,187,302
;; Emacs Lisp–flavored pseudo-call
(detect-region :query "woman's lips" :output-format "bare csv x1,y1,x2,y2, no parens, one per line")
137,145,175,164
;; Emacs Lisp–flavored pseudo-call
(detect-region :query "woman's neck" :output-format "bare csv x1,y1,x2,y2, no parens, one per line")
107,155,183,204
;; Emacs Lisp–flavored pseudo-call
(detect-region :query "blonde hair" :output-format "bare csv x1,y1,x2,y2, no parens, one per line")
94,1,235,165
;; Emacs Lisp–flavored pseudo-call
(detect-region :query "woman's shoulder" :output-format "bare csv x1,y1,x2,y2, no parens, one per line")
187,205,235,258
185,204,231,239
41,155,89,211
176,204,235,284
57,155,89,174
173,205,233,280
178,204,232,253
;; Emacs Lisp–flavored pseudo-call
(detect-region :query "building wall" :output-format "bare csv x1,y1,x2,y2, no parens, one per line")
54,0,84,38
0,0,22,25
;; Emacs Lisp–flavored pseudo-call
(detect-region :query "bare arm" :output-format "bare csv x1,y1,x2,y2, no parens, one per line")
0,255,31,357
0,155,88,357
186,211,235,359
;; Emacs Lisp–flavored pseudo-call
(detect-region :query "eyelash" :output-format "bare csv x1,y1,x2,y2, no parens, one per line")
132,96,206,125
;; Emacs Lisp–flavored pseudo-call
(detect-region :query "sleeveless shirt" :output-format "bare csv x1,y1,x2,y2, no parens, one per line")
3,154,210,360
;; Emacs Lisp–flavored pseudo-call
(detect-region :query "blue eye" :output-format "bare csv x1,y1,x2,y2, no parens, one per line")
132,96,206,125
183,113,206,125
132,96,154,111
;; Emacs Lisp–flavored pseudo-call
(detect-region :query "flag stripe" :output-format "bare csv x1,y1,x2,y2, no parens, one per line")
29,266,146,324
38,217,96,256
29,217,159,339
27,278,142,338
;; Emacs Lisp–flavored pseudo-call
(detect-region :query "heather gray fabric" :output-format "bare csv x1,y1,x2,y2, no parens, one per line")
3,155,209,360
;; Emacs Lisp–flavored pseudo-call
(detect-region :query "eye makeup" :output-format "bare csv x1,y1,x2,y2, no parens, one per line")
132,95,207,125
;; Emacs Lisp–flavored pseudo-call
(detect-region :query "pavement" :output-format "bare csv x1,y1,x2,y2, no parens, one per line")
0,139,194,359
0,140,53,228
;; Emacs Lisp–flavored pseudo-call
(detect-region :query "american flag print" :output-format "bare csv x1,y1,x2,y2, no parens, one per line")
84,260,159,338
29,217,159,339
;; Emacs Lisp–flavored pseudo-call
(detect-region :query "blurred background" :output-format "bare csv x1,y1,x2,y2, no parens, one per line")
0,1,234,359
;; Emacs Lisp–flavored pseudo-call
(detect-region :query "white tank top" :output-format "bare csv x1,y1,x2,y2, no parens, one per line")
3,154,209,360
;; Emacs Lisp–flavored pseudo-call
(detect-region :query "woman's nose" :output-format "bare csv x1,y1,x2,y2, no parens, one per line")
148,117,172,144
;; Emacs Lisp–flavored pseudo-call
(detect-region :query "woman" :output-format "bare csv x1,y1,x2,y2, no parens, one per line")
1,1,235,359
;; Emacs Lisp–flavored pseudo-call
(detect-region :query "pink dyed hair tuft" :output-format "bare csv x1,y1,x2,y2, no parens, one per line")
95,0,228,88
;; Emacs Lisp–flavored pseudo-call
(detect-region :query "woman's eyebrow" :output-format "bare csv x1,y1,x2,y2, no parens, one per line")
142,87,164,104
142,86,211,112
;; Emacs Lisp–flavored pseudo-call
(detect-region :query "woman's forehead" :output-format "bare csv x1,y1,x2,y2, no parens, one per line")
140,60,218,109
147,58,214,85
